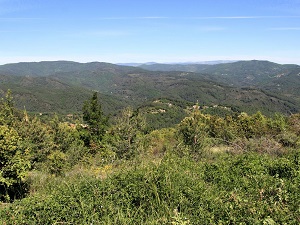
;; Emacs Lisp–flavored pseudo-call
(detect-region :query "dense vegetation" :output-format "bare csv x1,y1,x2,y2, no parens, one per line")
1,60,300,116
0,90,299,224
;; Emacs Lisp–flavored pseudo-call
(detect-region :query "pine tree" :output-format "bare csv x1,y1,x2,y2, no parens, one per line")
82,92,108,139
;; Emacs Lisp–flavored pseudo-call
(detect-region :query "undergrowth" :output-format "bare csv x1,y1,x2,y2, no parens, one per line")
1,150,299,224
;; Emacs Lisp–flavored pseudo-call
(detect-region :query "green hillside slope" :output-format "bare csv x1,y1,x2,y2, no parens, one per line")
139,60,300,86
0,75,128,114
0,60,299,116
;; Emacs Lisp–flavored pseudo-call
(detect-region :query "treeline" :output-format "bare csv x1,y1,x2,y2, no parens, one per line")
0,91,299,224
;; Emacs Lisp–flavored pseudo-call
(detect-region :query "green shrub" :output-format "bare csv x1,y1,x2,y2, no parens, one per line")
0,125,31,202
1,152,299,224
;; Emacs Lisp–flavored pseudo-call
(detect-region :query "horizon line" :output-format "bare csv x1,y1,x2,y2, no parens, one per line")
0,59,299,66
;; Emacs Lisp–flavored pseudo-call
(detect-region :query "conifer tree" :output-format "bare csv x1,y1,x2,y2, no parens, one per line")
82,92,108,139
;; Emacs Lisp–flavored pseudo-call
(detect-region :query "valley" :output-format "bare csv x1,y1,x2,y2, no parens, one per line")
0,60,299,118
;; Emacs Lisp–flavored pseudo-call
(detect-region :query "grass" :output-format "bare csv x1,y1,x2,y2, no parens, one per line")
1,149,299,224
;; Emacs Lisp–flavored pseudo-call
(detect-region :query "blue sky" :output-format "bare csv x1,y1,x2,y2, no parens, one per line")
0,0,300,65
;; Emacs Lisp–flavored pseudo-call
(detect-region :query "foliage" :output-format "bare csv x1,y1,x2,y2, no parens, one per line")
16,115,55,165
1,151,299,224
176,109,300,158
0,92,31,201
76,92,111,159
177,108,212,154
0,125,31,201
46,150,67,176
138,98,188,131
0,90,16,126
82,92,108,139
1,89,300,224
1,60,300,116
106,107,146,159
145,128,177,156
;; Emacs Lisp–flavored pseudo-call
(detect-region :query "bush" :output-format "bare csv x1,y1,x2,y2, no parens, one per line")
1,152,299,224
0,125,31,202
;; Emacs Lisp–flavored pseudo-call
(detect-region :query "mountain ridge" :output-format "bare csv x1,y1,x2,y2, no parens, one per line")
0,60,299,116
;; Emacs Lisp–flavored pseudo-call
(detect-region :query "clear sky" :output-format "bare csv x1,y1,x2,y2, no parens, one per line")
1,0,300,65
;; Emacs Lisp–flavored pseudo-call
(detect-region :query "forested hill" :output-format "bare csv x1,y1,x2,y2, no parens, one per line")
139,60,300,86
0,61,142,77
0,60,299,115
138,60,300,111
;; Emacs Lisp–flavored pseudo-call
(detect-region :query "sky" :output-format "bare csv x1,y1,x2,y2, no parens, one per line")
0,0,300,65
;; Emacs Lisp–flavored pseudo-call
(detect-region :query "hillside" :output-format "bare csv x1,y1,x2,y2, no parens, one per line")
0,61,142,77
1,92,300,224
51,62,300,115
0,75,128,114
139,60,300,112
139,60,300,86
0,60,299,116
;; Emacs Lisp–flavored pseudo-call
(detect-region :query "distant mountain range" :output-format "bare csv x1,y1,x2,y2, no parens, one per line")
117,60,236,67
0,60,299,116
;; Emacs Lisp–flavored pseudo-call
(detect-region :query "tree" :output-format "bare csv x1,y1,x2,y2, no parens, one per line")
82,92,108,139
177,109,211,154
106,107,146,159
0,90,16,126
0,125,31,201
0,91,30,201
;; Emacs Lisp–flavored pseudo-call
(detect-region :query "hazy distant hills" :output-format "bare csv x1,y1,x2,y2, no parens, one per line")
0,61,141,77
138,60,300,106
139,60,300,85
0,60,299,115
118,60,235,67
